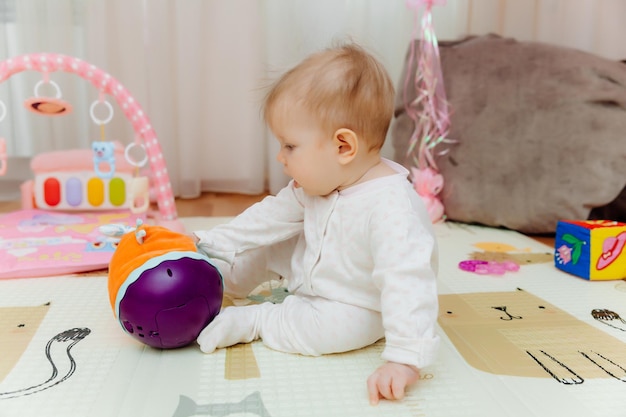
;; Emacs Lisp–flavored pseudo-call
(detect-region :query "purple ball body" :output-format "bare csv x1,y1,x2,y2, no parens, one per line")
118,256,223,349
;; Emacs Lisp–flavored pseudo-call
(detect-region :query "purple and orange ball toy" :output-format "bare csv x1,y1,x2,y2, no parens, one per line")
107,223,223,349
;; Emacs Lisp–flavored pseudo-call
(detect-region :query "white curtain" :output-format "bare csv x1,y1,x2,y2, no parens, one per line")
1,0,625,199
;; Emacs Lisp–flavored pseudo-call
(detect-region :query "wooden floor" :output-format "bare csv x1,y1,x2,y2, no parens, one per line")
0,192,268,217
173,192,268,217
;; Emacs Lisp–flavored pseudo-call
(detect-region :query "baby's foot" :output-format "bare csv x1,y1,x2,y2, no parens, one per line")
197,305,260,353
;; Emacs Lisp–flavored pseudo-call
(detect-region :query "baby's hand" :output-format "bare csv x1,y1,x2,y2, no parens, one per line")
366,362,420,405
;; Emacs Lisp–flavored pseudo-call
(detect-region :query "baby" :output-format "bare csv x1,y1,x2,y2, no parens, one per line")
193,43,440,405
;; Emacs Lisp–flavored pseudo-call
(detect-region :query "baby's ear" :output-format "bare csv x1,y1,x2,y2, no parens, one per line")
333,128,358,164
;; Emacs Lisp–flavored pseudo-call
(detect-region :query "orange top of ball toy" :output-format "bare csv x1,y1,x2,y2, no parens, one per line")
108,224,197,312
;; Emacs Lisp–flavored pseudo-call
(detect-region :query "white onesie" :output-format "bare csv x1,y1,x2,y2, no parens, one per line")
194,158,440,369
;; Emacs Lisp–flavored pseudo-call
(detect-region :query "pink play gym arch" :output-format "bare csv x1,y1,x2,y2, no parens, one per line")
0,53,178,223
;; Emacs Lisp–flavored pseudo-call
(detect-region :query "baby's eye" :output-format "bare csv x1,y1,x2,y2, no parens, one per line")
283,144,295,151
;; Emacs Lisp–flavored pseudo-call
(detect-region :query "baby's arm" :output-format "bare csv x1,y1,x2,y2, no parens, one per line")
366,362,420,405
368,204,440,404
193,182,304,263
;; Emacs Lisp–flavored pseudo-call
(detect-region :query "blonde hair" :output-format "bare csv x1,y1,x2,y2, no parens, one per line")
263,43,395,151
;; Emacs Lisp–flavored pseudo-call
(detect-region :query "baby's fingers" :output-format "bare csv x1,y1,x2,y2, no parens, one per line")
390,378,407,400
367,373,392,405
366,377,381,405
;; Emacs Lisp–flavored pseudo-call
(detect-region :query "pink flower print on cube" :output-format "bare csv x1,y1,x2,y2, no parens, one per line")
556,244,572,265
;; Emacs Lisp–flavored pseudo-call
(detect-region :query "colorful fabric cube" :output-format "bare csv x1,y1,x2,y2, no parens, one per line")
554,220,626,280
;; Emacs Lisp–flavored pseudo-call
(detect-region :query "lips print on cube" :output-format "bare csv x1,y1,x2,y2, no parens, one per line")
554,220,626,280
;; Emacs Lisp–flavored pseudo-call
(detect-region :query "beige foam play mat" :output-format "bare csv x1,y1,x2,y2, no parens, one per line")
1,218,626,416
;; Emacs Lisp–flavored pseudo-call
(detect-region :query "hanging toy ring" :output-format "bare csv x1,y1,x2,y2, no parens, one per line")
124,142,148,168
24,80,73,116
34,79,62,99
0,100,6,123
90,99,114,125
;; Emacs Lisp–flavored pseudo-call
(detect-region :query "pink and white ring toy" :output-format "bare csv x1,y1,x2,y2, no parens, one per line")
0,100,6,176
0,53,182,230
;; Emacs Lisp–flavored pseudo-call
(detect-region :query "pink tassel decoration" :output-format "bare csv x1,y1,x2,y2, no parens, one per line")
404,0,453,223
411,166,444,221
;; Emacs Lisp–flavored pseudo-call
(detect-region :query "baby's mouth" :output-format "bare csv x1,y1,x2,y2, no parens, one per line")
293,180,301,188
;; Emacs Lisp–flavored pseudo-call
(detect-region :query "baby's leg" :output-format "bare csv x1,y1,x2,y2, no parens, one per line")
197,295,384,356
259,295,385,355
208,235,298,299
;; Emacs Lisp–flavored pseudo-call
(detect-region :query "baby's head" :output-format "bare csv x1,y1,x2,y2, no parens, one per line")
264,43,395,152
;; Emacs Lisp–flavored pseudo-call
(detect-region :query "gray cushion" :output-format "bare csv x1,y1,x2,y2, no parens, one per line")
392,34,626,233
